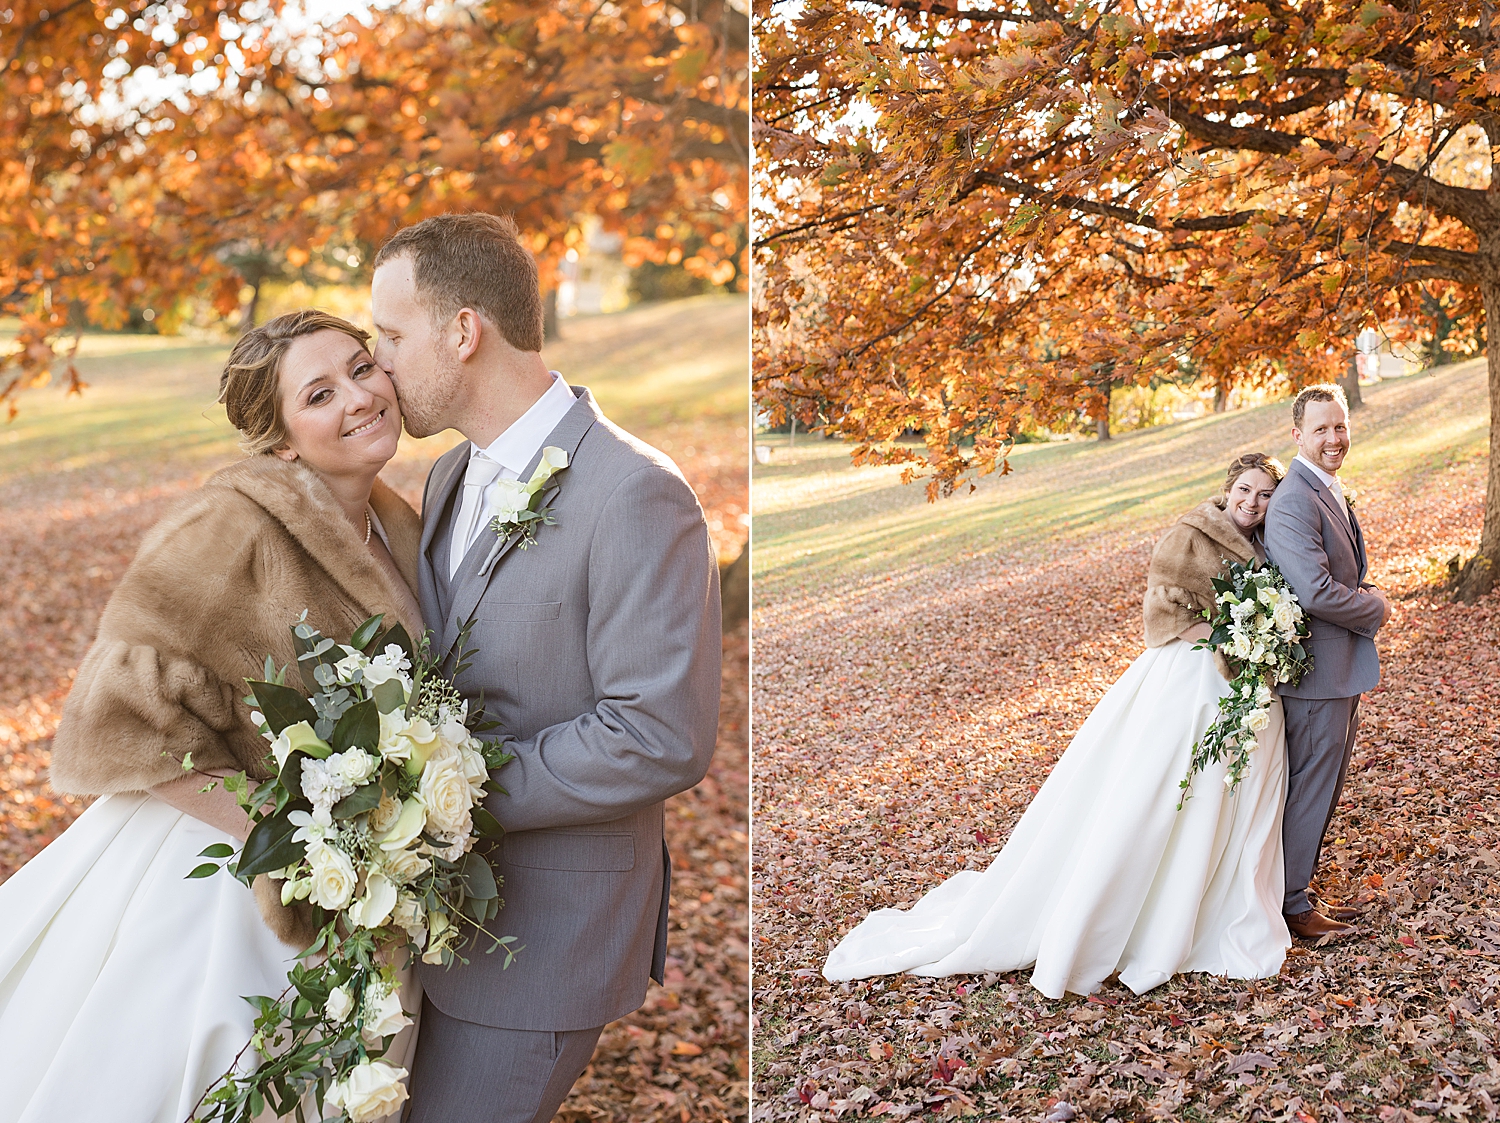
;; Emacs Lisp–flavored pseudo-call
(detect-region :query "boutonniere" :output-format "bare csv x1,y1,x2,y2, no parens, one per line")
1341,484,1358,510
486,446,569,550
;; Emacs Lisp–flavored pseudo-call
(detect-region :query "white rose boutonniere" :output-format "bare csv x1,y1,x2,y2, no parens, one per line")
487,446,569,550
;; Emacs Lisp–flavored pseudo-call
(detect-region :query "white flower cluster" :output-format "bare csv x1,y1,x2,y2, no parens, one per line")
1216,580,1305,682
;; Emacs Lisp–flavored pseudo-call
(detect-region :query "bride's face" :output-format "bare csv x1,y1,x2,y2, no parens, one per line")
272,329,401,477
1226,467,1278,532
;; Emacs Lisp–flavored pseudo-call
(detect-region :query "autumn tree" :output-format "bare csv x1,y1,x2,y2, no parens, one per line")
3,0,747,408
753,0,1500,601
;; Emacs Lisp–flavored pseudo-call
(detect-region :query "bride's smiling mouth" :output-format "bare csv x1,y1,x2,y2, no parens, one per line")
342,409,387,439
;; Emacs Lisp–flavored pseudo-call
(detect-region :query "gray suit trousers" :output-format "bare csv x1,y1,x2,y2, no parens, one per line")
1282,695,1361,915
404,997,604,1123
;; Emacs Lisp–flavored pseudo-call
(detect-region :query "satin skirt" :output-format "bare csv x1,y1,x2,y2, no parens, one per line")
0,792,419,1122
823,640,1291,999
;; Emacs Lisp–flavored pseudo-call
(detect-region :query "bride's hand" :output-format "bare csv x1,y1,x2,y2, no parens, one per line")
1178,621,1213,643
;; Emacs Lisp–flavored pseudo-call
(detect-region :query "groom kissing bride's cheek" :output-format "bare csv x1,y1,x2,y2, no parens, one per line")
369,213,723,1122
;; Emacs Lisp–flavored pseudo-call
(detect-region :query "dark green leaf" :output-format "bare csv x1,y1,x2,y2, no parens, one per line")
198,842,236,859
350,614,385,653
330,698,378,754
332,782,382,820
278,751,305,800
186,862,221,879
239,806,308,878
472,806,506,839
248,680,317,735
380,622,414,662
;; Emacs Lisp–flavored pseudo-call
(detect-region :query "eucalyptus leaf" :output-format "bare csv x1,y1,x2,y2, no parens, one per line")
460,851,498,900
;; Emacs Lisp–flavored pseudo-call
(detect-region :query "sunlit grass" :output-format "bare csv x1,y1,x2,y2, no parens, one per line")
2,295,748,504
752,359,1491,602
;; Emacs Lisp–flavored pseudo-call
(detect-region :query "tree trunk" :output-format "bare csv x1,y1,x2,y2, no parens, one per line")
1339,350,1364,411
543,288,560,342
240,278,262,333
1213,383,1229,412
1097,413,1111,440
1455,243,1500,603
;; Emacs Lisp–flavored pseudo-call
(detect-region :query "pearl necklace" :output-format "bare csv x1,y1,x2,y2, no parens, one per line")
364,510,372,546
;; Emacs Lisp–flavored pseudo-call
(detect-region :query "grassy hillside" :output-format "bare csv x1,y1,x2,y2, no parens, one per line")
753,359,1489,601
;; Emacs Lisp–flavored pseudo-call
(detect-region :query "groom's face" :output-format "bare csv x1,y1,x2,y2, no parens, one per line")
1292,399,1351,474
371,254,460,439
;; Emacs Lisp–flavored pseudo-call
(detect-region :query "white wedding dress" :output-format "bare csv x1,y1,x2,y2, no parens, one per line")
824,638,1290,998
0,792,419,1122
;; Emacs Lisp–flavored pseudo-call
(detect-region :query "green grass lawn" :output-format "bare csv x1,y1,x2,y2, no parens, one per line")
2,294,748,512
752,359,1491,602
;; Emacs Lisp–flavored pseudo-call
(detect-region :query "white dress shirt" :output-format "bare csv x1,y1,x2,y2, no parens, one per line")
449,373,577,578
1293,453,1349,524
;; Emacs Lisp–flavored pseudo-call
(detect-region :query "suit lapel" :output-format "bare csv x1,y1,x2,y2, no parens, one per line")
1294,461,1358,553
436,389,603,661
1350,506,1369,583
418,442,471,638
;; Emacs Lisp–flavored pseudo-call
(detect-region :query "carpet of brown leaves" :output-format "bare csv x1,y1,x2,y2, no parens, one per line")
753,400,1499,1121
0,300,747,1122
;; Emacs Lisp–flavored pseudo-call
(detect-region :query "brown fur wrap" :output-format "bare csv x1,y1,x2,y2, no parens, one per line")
50,456,422,947
1143,499,1262,674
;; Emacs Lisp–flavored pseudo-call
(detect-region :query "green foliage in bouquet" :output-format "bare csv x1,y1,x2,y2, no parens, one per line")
1180,560,1314,806
184,613,518,1123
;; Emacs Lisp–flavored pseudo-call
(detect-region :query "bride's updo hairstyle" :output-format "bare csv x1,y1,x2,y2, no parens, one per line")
1213,452,1286,509
218,310,373,454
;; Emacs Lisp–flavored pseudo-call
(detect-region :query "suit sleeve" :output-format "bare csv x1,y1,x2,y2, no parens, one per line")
1263,491,1385,638
483,464,722,831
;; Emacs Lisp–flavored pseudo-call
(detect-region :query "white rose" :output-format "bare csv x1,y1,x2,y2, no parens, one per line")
306,842,358,911
332,747,379,788
368,790,402,834
1255,682,1272,706
360,981,413,1044
1244,708,1271,733
325,1059,410,1123
361,652,409,690
325,985,354,1025
382,846,431,885
377,709,414,763
1272,600,1295,632
348,870,399,930
419,756,474,839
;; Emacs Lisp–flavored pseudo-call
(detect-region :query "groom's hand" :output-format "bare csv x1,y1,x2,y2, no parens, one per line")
1372,587,1392,626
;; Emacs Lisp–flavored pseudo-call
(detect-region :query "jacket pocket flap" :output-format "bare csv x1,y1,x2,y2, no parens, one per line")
477,601,562,622
505,831,635,872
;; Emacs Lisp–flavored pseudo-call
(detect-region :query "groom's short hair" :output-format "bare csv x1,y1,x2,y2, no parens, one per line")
374,213,545,352
1291,383,1348,429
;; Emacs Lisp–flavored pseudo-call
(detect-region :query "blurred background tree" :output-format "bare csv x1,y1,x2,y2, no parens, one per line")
3,0,747,403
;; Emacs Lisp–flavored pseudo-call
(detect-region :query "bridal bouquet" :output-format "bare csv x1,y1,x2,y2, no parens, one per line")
1180,559,1313,802
185,613,516,1123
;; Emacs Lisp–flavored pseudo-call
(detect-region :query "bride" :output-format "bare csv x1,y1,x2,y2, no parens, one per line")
824,453,1292,999
0,311,426,1122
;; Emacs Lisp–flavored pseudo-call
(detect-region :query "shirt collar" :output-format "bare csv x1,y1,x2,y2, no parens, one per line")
472,373,576,476
1294,453,1340,491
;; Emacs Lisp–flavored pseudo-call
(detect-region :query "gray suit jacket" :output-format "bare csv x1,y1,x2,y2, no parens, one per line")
415,388,721,1031
1262,459,1382,699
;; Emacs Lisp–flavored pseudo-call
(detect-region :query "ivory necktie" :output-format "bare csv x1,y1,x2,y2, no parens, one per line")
1330,480,1350,524
449,453,505,579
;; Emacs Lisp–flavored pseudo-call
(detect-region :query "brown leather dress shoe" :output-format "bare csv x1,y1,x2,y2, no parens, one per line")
1312,902,1363,922
1284,909,1354,940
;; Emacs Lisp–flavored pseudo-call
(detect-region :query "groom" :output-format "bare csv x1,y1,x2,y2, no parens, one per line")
370,213,722,1122
1263,384,1390,941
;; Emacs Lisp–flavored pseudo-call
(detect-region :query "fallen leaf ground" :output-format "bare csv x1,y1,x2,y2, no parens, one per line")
752,362,1499,1123
0,295,747,1122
